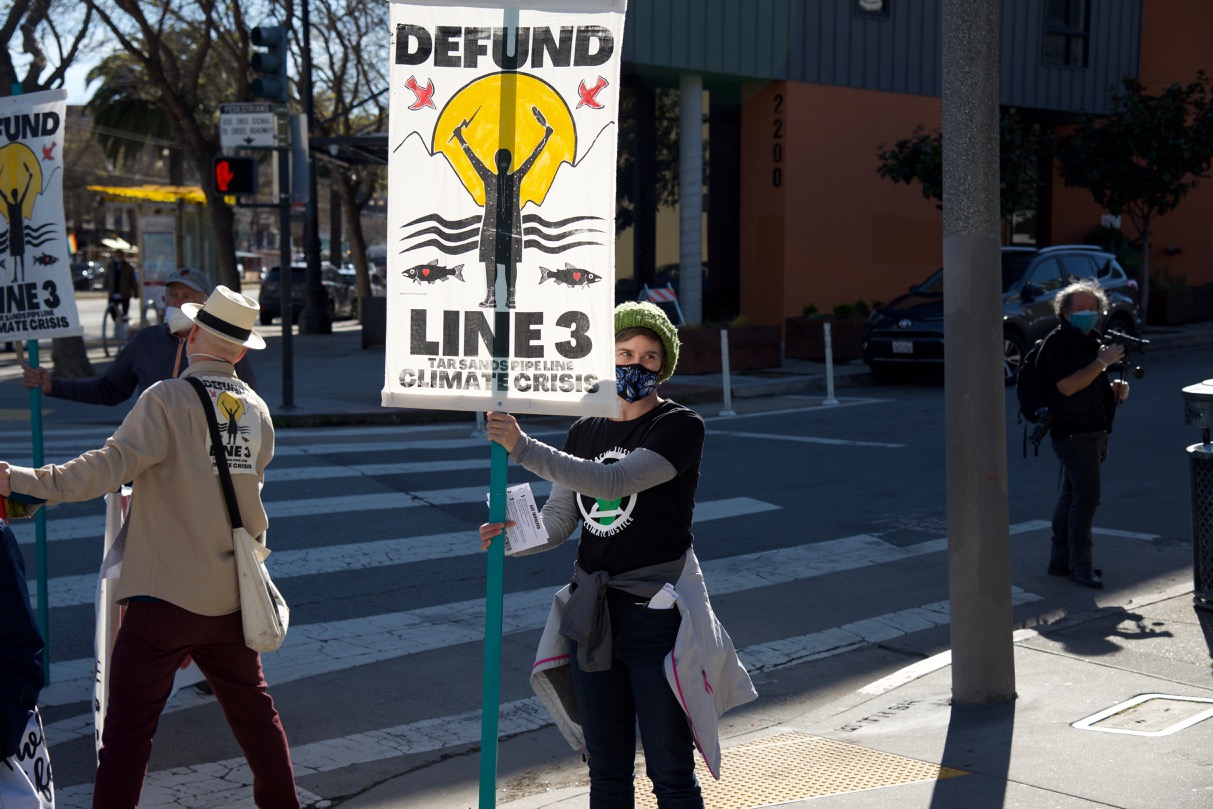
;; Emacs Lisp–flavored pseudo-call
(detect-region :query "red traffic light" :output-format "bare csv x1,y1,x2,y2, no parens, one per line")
213,156,258,195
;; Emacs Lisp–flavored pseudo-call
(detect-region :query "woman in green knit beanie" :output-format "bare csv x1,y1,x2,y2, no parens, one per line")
479,301,756,807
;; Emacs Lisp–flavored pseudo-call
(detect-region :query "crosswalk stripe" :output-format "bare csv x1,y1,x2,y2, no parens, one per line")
10,482,555,544
40,531,944,734
53,587,1045,804
54,698,552,808
5,429,574,467
30,497,781,609
740,588,1042,673
710,429,905,448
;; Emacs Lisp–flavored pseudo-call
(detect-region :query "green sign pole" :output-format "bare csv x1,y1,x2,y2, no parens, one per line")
479,441,508,807
11,81,49,685
28,338,49,685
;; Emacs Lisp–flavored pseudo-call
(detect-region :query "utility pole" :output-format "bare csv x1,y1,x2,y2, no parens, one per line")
942,0,1016,702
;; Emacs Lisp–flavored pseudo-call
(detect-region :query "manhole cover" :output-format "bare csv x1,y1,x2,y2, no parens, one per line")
1073,693,1213,737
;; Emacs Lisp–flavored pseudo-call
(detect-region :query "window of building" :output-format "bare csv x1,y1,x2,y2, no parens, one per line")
1044,0,1089,68
853,0,890,20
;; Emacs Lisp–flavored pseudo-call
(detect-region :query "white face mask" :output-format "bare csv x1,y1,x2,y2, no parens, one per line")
166,306,193,335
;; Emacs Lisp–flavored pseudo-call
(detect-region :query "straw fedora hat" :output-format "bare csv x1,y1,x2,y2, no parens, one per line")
181,285,266,350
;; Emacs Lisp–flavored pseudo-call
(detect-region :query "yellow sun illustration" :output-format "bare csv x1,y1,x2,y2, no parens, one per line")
217,391,246,422
0,143,42,223
433,72,575,208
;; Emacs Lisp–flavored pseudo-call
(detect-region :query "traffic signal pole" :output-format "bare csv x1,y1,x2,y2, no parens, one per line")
250,23,296,409
298,0,331,335
278,129,295,410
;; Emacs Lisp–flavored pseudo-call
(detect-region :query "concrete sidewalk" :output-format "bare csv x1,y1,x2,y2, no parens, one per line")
343,584,1213,809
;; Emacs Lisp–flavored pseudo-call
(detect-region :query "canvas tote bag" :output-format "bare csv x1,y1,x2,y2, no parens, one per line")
187,377,289,652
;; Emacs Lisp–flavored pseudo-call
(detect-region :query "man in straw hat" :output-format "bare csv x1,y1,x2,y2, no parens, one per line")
0,287,300,809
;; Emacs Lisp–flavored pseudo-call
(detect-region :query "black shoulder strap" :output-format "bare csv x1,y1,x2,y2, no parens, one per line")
185,376,243,529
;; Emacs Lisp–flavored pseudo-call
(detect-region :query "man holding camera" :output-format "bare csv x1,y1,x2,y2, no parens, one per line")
1036,281,1131,589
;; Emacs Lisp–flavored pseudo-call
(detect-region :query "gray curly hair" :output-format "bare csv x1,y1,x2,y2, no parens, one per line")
1053,280,1108,317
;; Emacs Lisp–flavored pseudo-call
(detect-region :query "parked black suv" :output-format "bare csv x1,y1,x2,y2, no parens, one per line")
258,263,357,325
862,245,1142,384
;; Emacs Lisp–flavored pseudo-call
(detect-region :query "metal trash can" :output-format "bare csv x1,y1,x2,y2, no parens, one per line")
1182,380,1213,610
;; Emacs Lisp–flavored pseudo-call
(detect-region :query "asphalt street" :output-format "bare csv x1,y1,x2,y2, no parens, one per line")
1,324,1209,808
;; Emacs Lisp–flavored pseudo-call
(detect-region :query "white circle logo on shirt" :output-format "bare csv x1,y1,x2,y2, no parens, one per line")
578,448,636,537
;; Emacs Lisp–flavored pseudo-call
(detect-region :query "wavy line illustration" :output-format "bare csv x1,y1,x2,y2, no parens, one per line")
523,226,604,240
26,234,59,247
25,224,56,236
402,213,481,229
522,240,602,254
522,214,605,228
403,225,481,242
398,239,479,256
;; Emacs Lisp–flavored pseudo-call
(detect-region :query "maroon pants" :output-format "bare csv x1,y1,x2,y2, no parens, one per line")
93,601,299,809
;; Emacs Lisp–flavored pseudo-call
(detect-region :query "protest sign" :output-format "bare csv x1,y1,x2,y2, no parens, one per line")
384,0,627,419
0,89,81,341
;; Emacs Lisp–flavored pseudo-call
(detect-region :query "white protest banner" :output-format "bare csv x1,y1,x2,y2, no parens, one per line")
384,0,626,418
0,89,81,341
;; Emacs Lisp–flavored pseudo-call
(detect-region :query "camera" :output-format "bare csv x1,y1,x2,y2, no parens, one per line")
1028,407,1055,453
1104,329,1148,380
1105,329,1148,355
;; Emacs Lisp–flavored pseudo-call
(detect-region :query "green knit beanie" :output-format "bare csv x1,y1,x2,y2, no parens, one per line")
614,301,680,383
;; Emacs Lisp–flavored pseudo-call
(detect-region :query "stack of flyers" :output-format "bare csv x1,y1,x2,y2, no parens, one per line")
486,483,549,555
0,492,46,520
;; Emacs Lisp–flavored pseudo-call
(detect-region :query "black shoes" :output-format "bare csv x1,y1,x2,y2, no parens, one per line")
1069,569,1104,589
1048,563,1102,578
194,680,214,696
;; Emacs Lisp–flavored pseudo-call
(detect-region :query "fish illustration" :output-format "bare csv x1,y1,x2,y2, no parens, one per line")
402,260,465,284
33,253,58,266
539,263,601,288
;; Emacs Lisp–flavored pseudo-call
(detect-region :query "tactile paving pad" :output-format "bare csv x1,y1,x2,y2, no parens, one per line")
635,731,966,809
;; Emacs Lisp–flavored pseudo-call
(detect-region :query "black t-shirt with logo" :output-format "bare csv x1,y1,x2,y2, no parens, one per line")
561,399,705,575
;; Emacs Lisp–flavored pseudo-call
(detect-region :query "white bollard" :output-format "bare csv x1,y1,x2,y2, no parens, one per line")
472,410,486,436
719,328,736,416
822,322,839,406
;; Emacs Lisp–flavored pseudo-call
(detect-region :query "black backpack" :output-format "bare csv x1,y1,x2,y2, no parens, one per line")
1016,334,1059,457
1015,337,1048,425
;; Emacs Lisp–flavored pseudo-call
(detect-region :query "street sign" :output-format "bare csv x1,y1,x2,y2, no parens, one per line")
219,102,278,149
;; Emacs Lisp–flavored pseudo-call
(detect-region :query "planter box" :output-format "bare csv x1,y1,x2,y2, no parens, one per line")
1146,285,1213,325
785,316,865,362
676,324,781,374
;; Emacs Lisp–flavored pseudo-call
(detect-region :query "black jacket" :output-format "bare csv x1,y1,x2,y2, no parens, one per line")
1038,318,1116,436
0,518,44,759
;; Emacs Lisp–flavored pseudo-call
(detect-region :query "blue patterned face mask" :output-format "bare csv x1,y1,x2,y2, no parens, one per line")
1068,310,1099,334
615,363,660,403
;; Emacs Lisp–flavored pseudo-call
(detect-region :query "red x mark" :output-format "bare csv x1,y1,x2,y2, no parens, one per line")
41,141,57,160
405,76,436,111
577,76,608,109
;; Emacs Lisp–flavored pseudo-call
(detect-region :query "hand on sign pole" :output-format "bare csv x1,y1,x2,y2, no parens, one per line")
477,520,517,551
485,411,522,454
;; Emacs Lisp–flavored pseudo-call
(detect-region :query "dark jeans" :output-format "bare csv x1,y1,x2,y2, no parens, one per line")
94,601,300,809
569,594,702,809
1050,430,1108,573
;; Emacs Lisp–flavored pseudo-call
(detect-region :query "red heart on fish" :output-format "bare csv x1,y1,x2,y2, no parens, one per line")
422,268,431,277
573,272,581,281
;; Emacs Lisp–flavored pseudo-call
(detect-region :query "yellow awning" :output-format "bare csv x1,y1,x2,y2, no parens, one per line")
86,184,209,204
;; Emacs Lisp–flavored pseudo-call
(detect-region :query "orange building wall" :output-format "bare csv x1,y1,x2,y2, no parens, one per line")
1051,0,1213,286
740,82,943,327
1139,0,1213,285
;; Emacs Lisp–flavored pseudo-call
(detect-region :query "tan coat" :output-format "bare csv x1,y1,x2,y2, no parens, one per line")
9,361,273,616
